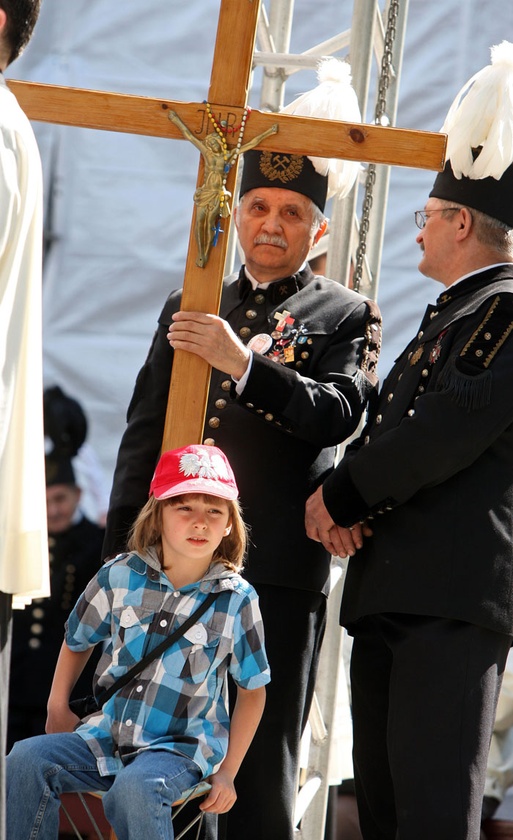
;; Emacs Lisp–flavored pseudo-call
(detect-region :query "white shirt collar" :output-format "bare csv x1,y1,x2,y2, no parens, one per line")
243,262,307,290
447,262,513,290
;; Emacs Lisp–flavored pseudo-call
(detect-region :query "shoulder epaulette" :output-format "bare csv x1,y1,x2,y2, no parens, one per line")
459,294,513,370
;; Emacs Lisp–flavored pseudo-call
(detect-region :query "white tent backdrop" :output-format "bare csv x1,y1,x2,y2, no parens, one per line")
7,0,513,517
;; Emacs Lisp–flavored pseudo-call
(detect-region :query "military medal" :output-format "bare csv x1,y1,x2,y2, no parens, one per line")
263,311,310,366
274,309,295,332
429,330,448,364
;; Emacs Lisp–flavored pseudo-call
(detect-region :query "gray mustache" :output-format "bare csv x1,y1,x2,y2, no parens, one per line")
254,234,287,249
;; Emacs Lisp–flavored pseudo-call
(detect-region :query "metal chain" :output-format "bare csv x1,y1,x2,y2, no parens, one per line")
353,0,400,293
376,0,400,125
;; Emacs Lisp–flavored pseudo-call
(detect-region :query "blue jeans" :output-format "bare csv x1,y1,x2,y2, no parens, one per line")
6,733,201,840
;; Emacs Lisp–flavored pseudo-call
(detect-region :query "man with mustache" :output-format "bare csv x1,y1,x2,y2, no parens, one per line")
103,142,381,839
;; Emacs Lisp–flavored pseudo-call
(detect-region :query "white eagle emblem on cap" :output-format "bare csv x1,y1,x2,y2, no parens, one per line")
179,451,229,481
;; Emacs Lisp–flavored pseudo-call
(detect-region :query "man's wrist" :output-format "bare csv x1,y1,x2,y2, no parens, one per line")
233,351,253,391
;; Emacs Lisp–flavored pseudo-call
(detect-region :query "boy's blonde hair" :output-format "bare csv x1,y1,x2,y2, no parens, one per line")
127,493,248,573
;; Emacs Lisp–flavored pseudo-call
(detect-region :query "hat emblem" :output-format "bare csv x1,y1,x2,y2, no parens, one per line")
259,151,304,184
179,451,230,482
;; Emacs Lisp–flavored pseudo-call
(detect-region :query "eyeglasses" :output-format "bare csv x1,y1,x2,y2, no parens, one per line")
414,208,461,229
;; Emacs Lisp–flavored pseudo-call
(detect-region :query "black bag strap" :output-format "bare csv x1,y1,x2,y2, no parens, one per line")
96,590,220,707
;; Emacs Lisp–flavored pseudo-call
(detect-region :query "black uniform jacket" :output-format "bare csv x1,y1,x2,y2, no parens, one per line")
10,515,104,709
323,265,513,634
104,265,381,595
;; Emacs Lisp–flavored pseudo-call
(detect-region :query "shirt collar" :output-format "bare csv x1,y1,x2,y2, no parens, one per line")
238,265,309,303
446,263,513,290
436,263,513,306
243,262,308,290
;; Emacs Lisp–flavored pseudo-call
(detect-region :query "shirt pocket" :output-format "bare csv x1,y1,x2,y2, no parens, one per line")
177,623,222,684
111,605,155,667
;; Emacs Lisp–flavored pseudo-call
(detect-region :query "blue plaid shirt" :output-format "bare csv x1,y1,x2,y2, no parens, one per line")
65,549,270,778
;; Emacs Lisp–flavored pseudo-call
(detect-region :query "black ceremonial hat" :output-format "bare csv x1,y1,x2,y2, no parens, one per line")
430,159,513,228
43,385,87,457
45,453,76,487
430,41,513,228
239,150,328,211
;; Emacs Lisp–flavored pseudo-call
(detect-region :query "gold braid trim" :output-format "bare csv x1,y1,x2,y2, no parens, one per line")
483,320,513,368
460,295,500,359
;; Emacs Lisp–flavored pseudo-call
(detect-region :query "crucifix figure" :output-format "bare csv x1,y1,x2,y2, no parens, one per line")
168,110,278,267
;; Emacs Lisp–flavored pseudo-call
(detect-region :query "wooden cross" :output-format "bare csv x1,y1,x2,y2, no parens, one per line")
7,0,446,451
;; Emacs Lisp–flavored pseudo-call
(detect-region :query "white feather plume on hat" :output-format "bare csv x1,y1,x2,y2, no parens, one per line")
441,40,513,180
280,57,362,198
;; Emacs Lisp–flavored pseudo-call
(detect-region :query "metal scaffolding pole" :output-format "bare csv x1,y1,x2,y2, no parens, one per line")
259,0,296,111
326,0,380,290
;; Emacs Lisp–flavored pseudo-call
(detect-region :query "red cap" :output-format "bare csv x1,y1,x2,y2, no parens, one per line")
150,445,238,501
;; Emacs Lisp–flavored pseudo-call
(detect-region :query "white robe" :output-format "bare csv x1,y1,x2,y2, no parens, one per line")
0,74,49,605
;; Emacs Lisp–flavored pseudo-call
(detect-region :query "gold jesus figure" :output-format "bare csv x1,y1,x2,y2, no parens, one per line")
169,110,278,267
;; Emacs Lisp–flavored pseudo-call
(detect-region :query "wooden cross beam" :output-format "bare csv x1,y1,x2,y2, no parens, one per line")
8,0,446,451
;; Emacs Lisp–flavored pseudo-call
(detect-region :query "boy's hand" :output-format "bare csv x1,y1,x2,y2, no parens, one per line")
199,769,236,814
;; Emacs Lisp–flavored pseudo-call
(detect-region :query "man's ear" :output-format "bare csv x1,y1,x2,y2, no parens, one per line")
455,206,474,241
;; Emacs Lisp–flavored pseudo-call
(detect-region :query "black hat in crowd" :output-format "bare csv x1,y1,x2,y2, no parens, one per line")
43,385,87,487
43,385,87,458
45,453,76,487
239,57,362,213
430,41,513,228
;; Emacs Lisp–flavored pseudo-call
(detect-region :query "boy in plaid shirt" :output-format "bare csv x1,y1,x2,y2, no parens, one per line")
7,444,270,840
